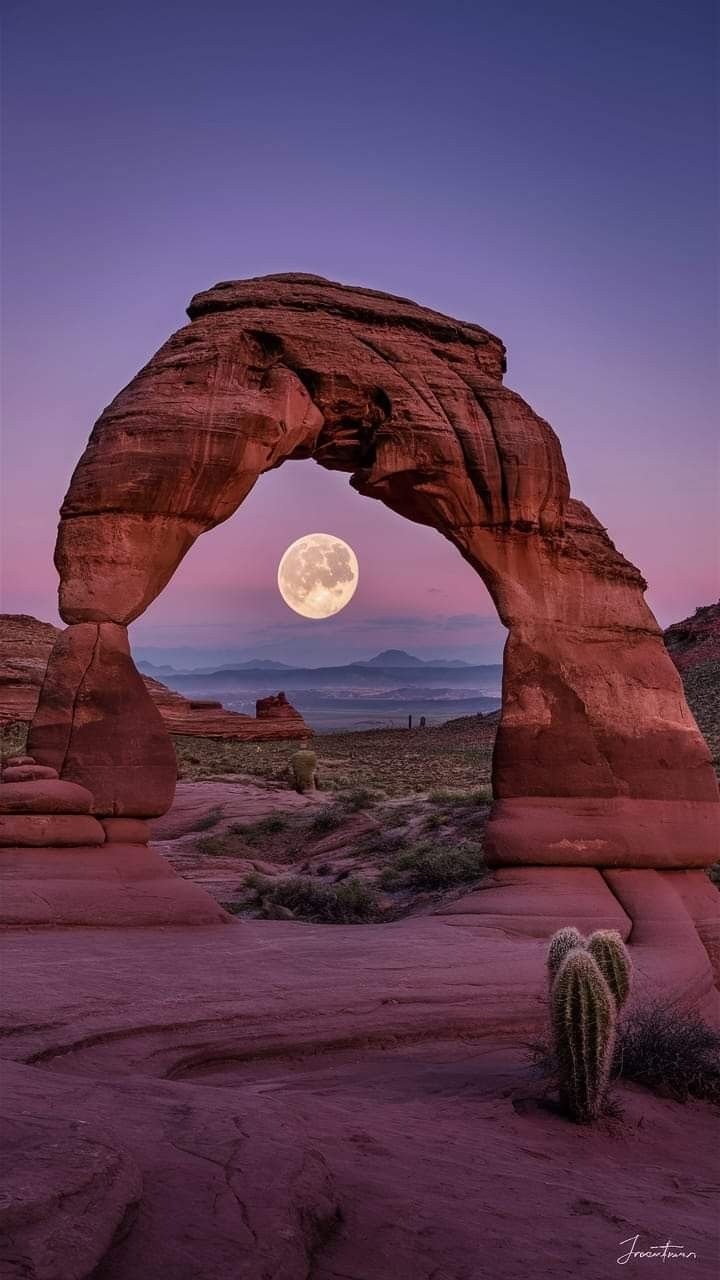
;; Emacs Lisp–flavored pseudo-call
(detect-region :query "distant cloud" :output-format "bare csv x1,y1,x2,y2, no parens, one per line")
443,613,502,631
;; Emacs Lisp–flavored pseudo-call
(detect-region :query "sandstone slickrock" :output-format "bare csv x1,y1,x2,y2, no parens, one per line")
0,814,106,847
37,273,717,865
0,1106,142,1280
0,845,231,926
0,613,309,742
0,779,93,815
100,817,152,844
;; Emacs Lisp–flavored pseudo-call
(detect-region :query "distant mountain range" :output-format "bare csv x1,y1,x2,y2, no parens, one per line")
139,658,292,676
137,649,476,677
350,649,472,669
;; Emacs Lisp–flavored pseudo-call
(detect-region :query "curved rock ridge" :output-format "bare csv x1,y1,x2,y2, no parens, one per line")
31,275,718,852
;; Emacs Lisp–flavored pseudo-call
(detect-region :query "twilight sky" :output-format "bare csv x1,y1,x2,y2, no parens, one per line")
2,0,717,666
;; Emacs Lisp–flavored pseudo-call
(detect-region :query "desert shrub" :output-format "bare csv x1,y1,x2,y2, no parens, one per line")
196,833,238,857
424,813,445,831
428,785,492,807
708,863,720,887
245,874,382,924
229,814,288,844
308,806,345,835
220,901,245,916
337,786,379,811
0,720,29,760
191,805,224,832
380,840,486,890
616,1001,720,1104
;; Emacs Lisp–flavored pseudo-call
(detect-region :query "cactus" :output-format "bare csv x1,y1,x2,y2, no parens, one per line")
547,926,585,984
587,929,632,1011
290,745,318,794
551,948,616,1123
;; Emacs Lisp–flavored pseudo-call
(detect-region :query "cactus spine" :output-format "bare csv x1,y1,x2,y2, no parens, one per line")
547,926,585,985
551,949,616,1123
587,929,632,1011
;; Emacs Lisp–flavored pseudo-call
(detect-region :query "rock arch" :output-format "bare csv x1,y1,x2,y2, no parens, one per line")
29,274,719,872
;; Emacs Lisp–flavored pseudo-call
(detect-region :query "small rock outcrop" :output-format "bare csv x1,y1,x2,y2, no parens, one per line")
0,755,106,846
256,690,304,721
664,601,720,672
664,602,720,770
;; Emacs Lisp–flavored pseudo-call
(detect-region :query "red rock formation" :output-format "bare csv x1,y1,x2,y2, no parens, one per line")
27,622,177,818
256,690,304,720
0,613,309,743
35,274,717,865
142,671,306,740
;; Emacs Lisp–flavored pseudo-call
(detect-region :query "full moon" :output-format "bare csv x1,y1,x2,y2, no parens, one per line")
277,533,359,619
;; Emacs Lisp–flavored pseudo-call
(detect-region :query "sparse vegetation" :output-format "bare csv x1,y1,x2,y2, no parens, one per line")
380,840,486,890
546,927,585,985
587,930,632,1011
171,713,497,796
616,1001,720,1104
428,786,492,806
308,807,346,835
190,805,224,832
196,832,240,857
244,873,382,924
0,720,29,760
230,814,289,842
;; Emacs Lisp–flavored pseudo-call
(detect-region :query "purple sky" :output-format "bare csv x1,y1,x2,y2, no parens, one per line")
2,0,717,665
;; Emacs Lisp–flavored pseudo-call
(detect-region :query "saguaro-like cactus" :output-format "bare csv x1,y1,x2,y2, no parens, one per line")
587,929,632,1011
547,926,585,984
551,949,616,1123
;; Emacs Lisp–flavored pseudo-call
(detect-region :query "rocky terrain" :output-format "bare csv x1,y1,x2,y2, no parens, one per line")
665,602,720,769
0,613,308,742
1,271,718,1279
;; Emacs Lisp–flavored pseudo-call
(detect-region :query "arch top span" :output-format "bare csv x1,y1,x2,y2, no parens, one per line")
56,272,573,626
31,273,718,867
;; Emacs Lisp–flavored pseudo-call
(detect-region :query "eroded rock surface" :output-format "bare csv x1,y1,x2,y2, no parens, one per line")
27,623,177,817
39,274,717,864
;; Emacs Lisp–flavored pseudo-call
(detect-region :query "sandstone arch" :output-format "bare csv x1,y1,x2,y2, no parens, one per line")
29,274,719,872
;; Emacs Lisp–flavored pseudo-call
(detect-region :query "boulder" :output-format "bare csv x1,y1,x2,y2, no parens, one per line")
0,814,106,847
3,754,36,766
2,764,59,782
0,779,93,814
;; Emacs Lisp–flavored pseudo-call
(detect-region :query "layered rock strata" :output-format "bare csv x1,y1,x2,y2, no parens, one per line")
32,274,717,861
